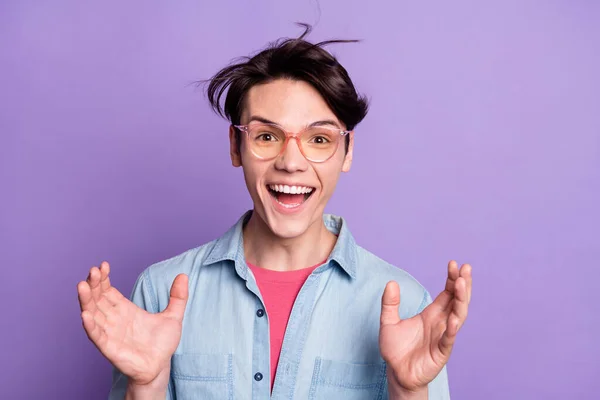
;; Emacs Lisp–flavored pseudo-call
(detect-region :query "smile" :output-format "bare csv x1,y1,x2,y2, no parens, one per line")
267,184,315,209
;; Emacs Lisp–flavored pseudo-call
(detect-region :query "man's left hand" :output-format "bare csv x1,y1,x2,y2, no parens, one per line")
379,260,473,394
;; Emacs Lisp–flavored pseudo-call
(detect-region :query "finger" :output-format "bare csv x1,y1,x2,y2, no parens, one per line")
81,310,97,338
99,286,126,307
95,287,126,322
438,313,460,358
81,310,105,345
96,292,116,315
380,281,401,326
78,282,107,329
82,311,108,352
438,277,469,357
92,306,107,328
431,260,459,313
443,261,462,312
87,266,103,302
431,289,453,314
77,281,97,313
460,263,473,304
164,274,189,321
99,261,112,291
451,276,469,330
444,260,460,292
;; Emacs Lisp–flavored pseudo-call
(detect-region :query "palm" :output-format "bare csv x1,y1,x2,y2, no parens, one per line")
379,261,472,392
380,306,449,390
96,297,182,383
77,262,188,385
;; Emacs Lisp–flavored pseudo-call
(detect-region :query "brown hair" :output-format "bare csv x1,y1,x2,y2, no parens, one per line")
205,23,369,142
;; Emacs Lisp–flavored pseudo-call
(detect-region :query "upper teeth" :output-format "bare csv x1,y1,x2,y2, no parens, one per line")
269,184,314,194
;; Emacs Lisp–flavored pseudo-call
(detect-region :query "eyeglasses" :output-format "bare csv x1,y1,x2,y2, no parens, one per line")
233,123,351,163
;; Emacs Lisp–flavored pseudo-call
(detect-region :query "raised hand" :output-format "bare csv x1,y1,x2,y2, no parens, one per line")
77,261,188,386
379,260,472,393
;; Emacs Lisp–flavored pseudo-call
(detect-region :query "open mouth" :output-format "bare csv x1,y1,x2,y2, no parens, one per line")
267,184,315,209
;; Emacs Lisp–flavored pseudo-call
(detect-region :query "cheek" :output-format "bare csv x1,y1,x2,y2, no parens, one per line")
315,164,343,195
242,162,269,193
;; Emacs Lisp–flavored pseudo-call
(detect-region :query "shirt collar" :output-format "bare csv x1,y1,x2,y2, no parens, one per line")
322,213,358,279
204,211,358,280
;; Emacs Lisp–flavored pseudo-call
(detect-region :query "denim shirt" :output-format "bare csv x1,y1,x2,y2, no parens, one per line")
109,212,450,399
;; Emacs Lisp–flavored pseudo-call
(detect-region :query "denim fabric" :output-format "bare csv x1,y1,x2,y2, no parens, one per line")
109,211,450,399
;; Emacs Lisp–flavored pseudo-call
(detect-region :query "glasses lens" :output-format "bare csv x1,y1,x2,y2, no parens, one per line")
247,124,286,159
300,127,341,162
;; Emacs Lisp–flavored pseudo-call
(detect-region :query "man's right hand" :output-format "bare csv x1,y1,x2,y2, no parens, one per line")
77,261,188,387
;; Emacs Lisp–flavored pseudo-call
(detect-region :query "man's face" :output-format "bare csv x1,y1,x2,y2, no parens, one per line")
229,79,354,239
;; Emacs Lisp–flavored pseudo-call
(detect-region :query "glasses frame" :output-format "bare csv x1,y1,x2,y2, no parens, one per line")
233,122,351,163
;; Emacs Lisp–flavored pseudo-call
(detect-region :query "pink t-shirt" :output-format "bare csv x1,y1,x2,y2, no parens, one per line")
247,260,323,392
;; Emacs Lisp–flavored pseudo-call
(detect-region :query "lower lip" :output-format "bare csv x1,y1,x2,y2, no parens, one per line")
268,190,314,215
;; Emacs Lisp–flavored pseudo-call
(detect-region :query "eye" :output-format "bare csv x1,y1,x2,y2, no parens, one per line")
310,135,330,144
257,133,277,142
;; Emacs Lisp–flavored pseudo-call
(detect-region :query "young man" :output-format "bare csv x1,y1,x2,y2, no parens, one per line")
77,26,472,400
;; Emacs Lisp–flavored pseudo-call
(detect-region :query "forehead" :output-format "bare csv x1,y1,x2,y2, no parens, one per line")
241,79,342,128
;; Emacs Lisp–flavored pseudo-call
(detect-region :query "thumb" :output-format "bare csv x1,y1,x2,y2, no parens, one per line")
380,281,401,326
163,274,189,321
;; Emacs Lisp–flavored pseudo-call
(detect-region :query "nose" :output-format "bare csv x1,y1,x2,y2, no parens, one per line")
274,137,308,173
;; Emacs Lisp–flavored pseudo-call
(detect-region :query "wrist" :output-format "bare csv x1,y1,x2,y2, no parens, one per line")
126,367,170,400
387,369,428,400
388,385,428,400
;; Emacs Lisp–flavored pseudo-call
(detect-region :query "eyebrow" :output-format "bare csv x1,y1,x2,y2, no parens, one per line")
248,115,342,129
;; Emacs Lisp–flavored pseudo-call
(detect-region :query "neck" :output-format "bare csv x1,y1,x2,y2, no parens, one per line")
242,211,337,271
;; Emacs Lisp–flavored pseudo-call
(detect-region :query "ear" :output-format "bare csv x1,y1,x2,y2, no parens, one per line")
229,125,242,167
342,131,354,172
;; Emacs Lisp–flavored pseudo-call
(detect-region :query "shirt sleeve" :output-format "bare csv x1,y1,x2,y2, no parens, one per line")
417,290,451,400
107,269,175,400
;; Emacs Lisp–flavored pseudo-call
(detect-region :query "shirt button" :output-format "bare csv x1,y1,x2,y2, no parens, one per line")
256,309,265,317
254,372,263,381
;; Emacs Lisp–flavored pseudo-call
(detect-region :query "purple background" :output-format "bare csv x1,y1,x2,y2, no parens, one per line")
1,1,598,399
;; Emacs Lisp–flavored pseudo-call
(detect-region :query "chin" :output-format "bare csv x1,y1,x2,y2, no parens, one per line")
261,199,321,240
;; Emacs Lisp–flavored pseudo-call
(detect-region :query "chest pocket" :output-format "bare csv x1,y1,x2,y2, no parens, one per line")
171,353,233,400
308,357,387,400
